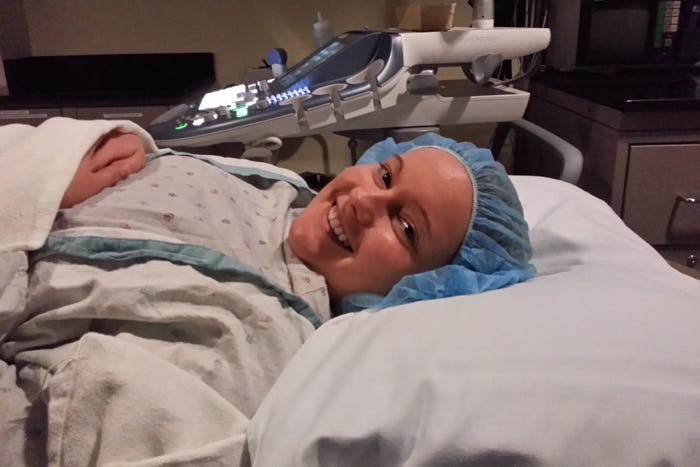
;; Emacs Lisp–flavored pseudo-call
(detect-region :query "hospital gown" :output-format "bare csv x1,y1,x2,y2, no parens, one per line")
0,117,329,466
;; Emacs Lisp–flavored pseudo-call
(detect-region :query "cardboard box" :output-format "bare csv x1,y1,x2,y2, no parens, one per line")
396,3,456,31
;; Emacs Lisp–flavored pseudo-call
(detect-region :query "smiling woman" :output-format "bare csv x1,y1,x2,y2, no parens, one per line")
53,122,535,316
288,147,474,301
1,118,538,465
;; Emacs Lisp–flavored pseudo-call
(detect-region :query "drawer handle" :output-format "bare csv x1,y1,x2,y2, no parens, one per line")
0,110,50,120
102,112,144,119
666,195,698,238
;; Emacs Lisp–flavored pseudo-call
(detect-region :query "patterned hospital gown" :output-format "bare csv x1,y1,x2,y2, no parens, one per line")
51,153,331,323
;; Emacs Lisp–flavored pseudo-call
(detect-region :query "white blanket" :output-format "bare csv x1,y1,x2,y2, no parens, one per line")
0,119,316,466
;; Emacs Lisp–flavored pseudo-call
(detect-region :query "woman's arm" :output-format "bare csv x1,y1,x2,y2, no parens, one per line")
60,131,146,208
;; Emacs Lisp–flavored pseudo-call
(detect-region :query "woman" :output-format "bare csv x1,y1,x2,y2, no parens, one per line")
0,117,534,465
59,123,536,316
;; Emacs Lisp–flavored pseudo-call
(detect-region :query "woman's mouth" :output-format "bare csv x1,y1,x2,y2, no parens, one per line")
328,204,352,252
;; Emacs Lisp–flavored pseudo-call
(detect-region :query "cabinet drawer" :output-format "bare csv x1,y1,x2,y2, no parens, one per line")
623,143,700,245
657,245,700,270
0,108,61,125
74,106,168,128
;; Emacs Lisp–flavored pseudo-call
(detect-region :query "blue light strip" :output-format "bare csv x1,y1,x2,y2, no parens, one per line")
266,86,311,105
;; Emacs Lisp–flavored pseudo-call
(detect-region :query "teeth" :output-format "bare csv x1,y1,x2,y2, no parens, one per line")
328,205,351,249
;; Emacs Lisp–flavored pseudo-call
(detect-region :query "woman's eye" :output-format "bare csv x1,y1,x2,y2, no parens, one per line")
380,163,392,188
400,218,416,246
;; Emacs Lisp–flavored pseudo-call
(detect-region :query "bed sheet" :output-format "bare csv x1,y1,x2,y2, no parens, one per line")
248,176,700,466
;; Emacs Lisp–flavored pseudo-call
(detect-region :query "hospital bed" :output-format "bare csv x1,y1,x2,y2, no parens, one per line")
3,156,699,466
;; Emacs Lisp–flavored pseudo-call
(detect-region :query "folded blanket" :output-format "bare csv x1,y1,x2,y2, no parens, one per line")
0,117,157,252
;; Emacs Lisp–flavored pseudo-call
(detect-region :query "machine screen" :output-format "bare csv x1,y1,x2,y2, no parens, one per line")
277,40,344,88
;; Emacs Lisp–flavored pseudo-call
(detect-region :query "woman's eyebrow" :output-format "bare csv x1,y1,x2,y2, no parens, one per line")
392,154,404,172
416,201,431,243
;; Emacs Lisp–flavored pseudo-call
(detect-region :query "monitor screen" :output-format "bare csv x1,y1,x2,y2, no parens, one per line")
277,40,345,88
586,7,650,63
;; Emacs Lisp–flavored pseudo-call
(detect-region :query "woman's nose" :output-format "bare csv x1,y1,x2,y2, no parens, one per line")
349,187,388,226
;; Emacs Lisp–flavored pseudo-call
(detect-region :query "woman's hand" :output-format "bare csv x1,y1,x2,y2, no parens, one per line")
60,132,146,208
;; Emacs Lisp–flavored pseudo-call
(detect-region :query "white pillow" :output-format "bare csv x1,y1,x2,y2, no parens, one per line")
248,176,700,466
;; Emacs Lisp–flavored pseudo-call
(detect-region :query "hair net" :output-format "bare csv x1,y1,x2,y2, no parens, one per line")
336,132,536,314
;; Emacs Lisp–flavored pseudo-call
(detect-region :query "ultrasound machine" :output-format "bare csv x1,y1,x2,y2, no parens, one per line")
147,27,550,148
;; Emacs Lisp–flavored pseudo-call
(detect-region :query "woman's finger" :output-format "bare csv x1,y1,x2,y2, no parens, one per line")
61,149,145,208
89,133,145,171
92,151,146,189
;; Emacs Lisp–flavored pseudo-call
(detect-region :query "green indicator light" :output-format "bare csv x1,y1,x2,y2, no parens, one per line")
235,107,249,118
175,122,188,130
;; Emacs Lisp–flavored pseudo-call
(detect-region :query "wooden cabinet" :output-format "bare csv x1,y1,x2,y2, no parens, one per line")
0,105,169,128
624,143,699,246
68,105,168,129
522,80,700,269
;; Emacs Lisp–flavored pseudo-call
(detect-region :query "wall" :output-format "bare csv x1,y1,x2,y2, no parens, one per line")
20,0,476,88
0,0,32,59
20,0,406,86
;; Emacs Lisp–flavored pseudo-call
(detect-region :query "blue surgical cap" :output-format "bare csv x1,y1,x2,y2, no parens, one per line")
337,132,536,314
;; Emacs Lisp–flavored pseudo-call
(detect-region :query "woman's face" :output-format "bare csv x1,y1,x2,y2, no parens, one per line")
288,147,474,302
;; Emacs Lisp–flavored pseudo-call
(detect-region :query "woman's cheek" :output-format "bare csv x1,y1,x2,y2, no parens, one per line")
288,215,317,261
361,232,412,270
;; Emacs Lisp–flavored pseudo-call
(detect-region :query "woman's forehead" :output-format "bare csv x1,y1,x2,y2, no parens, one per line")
401,147,471,180
399,148,473,239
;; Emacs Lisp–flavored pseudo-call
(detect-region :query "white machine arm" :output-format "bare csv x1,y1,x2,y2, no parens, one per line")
400,27,549,67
